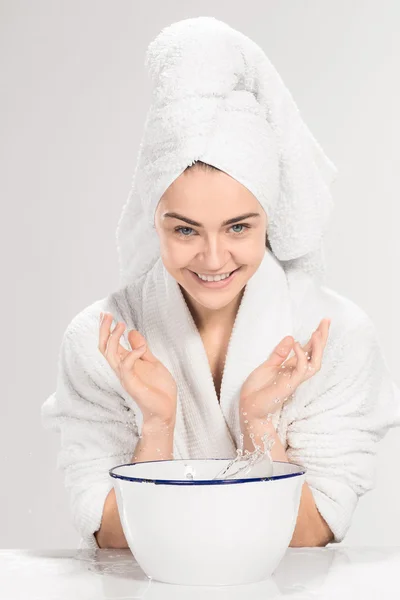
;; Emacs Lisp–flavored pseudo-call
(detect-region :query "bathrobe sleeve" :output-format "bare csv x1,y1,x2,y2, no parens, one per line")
41,309,140,549
285,313,400,544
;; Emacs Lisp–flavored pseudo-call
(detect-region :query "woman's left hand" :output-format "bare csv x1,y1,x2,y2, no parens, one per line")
239,318,331,422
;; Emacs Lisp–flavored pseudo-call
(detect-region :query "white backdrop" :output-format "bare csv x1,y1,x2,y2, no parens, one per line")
1,0,399,548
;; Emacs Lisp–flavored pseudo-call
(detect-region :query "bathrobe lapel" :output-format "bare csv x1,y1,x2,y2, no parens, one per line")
142,249,293,460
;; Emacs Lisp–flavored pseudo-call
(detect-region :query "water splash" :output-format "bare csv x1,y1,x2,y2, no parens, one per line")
212,430,275,480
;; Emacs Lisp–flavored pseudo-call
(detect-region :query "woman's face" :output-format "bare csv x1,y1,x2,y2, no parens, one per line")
154,167,268,311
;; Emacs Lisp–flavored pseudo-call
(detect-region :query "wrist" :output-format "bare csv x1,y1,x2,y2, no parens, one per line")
142,415,176,434
239,395,271,423
238,415,276,456
240,415,276,438
238,400,276,428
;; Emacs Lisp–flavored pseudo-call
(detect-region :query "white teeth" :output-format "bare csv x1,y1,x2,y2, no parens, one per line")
196,271,232,282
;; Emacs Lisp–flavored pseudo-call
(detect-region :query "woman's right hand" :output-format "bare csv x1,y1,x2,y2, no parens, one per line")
98,312,178,424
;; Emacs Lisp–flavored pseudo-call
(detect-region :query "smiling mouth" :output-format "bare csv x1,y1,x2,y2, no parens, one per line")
189,267,240,277
187,267,242,287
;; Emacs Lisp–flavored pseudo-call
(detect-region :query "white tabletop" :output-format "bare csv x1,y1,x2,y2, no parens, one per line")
1,546,399,599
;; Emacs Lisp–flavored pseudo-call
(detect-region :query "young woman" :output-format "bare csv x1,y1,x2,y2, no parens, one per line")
41,17,400,552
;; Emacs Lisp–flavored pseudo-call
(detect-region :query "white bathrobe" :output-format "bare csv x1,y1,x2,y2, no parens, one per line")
41,249,400,550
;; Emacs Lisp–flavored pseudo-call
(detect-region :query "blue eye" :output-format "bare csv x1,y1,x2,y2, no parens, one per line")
174,224,251,238
231,224,247,234
175,226,194,236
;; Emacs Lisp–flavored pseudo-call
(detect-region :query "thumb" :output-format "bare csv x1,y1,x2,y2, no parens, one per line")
267,336,294,367
127,330,157,363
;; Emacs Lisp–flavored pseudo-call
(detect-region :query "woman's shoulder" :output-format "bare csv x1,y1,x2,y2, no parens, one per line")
285,270,392,413
63,284,141,346
285,267,376,345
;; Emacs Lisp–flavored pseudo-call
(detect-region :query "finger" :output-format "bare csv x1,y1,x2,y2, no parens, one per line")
98,312,112,354
309,330,323,373
128,330,158,363
99,314,131,366
282,337,311,369
321,318,331,348
291,341,308,383
305,318,330,352
282,319,330,371
267,336,294,367
106,321,126,370
117,344,130,362
300,331,321,382
120,344,147,371
292,319,330,361
119,345,152,399
300,333,316,363
317,318,331,344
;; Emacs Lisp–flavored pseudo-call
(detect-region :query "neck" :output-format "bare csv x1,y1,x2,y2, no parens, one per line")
180,286,245,335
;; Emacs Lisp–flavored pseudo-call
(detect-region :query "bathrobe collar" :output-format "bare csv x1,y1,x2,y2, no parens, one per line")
141,249,293,459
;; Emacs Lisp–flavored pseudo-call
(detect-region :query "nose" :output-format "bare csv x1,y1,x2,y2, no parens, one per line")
197,236,230,270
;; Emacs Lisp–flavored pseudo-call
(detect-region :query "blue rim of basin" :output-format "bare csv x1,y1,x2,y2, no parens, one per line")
109,459,306,485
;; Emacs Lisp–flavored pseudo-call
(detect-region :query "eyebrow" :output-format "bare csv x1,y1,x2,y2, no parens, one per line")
162,212,261,227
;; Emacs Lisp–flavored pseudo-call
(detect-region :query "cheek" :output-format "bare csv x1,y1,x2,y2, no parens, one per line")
239,234,266,257
160,238,193,267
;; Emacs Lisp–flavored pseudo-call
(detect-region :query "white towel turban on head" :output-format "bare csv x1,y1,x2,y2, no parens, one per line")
116,16,338,289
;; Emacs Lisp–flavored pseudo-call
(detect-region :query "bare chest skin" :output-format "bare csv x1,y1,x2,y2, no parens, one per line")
200,328,232,403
